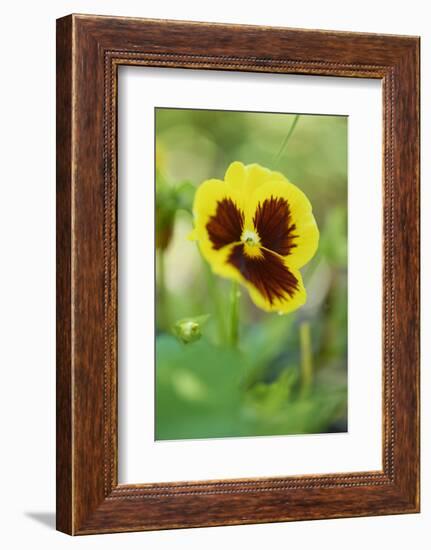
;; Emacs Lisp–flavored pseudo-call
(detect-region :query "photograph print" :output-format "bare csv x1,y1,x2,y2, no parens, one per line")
155,107,348,441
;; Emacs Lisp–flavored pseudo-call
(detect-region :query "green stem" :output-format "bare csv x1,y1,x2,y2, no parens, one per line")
228,281,240,348
157,250,169,331
203,262,226,345
274,114,300,167
299,321,313,396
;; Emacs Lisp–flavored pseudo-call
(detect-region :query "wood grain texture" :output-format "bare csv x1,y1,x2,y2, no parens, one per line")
56,14,420,535
56,16,73,535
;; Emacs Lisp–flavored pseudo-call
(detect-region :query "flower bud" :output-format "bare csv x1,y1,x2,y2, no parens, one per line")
173,314,210,344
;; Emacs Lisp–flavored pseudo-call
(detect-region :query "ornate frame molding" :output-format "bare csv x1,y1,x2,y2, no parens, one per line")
57,15,419,534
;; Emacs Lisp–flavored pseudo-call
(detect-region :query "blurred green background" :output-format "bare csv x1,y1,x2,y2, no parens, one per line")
155,108,348,440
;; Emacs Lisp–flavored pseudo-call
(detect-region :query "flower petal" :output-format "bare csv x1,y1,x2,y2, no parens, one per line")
206,198,244,250
245,163,285,194
224,161,246,192
253,196,297,256
225,161,285,196
247,179,319,268
246,265,307,314
192,178,244,277
227,244,306,313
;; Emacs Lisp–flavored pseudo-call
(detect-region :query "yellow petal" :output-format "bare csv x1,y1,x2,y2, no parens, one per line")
247,179,319,269
245,265,307,314
192,178,243,276
188,228,197,241
225,161,285,197
224,161,246,193
245,163,285,196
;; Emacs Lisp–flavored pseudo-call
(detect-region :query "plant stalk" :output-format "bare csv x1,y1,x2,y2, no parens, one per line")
203,261,226,345
274,114,300,167
157,250,169,331
228,281,240,348
299,321,313,396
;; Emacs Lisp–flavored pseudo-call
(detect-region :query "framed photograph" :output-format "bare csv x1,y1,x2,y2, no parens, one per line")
56,14,420,535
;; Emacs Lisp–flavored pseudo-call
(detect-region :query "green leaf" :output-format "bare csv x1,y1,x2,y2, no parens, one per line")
156,335,247,439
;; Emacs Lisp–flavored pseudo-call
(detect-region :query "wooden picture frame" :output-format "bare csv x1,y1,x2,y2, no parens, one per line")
56,14,420,535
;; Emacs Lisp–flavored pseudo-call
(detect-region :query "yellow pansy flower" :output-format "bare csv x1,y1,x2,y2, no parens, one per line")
190,161,319,314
